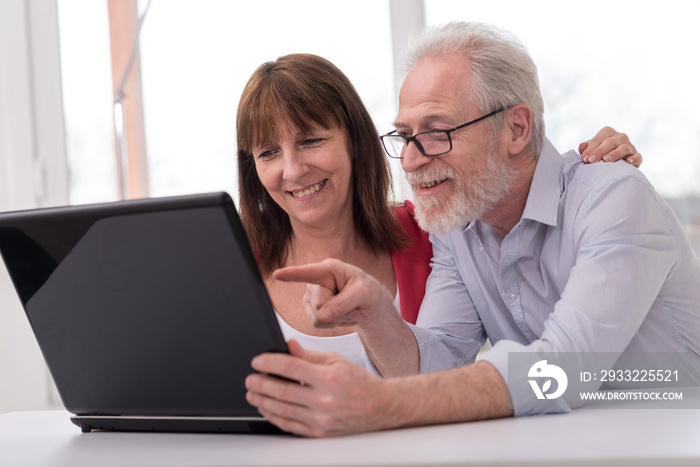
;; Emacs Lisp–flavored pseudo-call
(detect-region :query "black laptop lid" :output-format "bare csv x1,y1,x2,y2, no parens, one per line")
0,192,287,417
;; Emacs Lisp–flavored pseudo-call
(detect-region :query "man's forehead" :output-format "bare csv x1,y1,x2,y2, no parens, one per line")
396,55,475,125
394,110,453,128
394,95,476,128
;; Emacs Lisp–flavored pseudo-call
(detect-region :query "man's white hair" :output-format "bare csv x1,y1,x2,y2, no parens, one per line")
404,21,545,156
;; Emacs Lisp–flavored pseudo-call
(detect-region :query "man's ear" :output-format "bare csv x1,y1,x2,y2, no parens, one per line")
505,104,532,155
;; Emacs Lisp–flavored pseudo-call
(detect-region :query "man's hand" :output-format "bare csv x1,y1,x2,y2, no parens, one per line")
245,339,393,437
273,258,394,330
246,341,513,437
579,126,642,167
273,258,419,376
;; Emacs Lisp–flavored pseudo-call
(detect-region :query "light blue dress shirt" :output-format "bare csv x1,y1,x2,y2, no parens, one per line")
410,139,700,415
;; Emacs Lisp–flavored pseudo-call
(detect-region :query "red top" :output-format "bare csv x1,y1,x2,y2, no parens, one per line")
390,201,433,325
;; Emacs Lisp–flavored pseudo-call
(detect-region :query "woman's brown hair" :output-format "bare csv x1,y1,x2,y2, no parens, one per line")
236,53,407,275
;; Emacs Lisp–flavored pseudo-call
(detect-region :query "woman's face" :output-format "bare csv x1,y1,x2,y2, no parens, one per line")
252,123,354,233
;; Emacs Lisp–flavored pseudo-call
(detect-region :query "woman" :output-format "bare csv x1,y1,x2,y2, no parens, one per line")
236,53,639,373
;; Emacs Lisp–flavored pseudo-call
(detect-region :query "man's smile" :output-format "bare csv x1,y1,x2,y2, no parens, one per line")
419,178,449,189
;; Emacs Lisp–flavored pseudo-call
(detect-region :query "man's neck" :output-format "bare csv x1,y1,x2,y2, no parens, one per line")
481,154,538,237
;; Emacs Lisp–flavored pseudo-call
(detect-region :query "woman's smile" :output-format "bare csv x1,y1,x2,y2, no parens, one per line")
289,179,327,199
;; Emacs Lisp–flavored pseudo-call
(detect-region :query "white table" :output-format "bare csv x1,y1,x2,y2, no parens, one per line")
2,398,700,467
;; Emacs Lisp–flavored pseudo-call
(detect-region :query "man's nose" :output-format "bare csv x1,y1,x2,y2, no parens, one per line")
400,141,433,173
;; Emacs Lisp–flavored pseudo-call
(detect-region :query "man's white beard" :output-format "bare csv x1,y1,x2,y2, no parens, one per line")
408,140,517,235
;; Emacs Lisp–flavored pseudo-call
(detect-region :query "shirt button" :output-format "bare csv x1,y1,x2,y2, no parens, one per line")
508,292,517,300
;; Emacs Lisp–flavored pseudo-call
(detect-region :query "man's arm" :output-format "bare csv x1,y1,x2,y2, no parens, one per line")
245,339,512,437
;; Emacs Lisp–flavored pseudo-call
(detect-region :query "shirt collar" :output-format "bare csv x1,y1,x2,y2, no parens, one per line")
520,137,563,227
459,138,564,236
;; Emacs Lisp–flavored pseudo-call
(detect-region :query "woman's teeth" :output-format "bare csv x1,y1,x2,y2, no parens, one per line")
292,180,326,198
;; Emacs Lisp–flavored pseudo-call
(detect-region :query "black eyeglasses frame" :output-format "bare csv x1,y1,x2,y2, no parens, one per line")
380,106,511,160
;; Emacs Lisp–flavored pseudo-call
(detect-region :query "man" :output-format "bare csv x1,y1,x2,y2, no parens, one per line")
245,22,700,437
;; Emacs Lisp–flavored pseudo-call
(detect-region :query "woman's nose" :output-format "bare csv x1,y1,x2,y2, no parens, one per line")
282,150,308,181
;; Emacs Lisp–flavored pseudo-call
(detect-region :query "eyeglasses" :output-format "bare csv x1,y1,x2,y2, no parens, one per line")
380,107,510,160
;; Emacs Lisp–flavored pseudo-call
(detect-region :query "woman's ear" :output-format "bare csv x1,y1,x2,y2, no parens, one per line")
506,104,533,155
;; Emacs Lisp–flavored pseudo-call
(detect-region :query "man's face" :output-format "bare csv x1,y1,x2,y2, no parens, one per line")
396,54,515,235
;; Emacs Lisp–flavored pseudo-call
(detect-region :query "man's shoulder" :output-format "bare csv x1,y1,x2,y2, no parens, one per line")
562,152,651,194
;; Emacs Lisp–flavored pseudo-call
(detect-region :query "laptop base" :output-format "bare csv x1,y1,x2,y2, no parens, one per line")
71,415,287,435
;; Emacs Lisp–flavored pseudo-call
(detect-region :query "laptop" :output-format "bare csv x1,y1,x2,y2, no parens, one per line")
0,192,289,434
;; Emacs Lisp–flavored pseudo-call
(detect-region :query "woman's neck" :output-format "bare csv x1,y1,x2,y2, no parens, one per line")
285,221,372,268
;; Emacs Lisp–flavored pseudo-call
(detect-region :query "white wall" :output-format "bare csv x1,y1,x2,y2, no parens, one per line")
0,0,69,413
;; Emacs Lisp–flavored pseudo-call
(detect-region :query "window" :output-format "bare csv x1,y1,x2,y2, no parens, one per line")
138,0,396,199
58,0,397,204
57,0,116,204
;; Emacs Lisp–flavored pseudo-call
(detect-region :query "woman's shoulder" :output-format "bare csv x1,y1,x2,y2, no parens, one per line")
392,199,416,214
392,200,421,237
390,200,431,325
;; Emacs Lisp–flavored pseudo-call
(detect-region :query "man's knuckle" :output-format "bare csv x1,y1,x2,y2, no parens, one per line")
317,394,337,412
